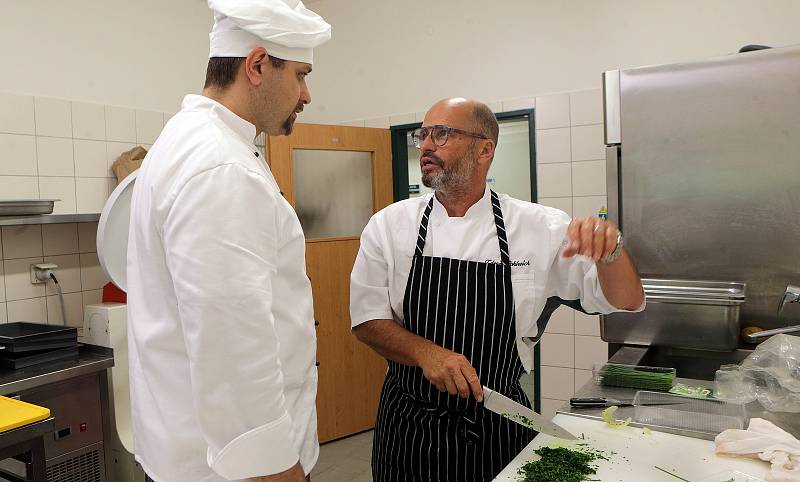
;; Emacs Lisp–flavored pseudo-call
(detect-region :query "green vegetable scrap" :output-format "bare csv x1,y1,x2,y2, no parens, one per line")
601,406,632,429
503,413,537,429
517,446,609,482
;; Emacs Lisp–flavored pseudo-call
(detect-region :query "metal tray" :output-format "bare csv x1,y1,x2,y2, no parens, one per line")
0,322,77,343
601,278,747,350
0,199,57,216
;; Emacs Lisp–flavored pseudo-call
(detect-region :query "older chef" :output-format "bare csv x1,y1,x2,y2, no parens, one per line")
126,1,330,481
351,98,645,482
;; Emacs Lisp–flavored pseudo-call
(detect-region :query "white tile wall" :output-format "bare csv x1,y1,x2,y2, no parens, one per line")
36,137,74,177
39,177,78,214
4,257,46,301
135,110,165,144
43,254,82,295
79,252,108,291
572,196,607,219
43,224,79,256
540,332,575,368
0,223,109,325
535,128,571,164
34,97,72,138
46,292,84,327
574,312,601,336
571,124,605,161
574,335,609,370
77,222,98,253
0,176,38,200
571,160,606,197
541,366,575,400
107,142,135,177
537,197,573,217
0,93,35,135
7,297,47,324
544,305,574,334
71,102,106,141
74,140,108,177
0,134,37,176
0,93,171,326
534,94,570,129
2,225,43,259
0,94,169,219
105,106,137,143
532,88,609,403
75,178,111,213
537,162,572,198
569,90,603,126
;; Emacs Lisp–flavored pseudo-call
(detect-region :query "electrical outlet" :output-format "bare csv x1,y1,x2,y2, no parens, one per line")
30,263,58,284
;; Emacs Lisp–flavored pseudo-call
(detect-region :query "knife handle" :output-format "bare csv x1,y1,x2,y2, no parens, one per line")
569,397,615,408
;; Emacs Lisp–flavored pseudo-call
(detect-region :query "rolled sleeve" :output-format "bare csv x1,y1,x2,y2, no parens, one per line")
546,215,644,315
164,164,299,479
350,215,394,327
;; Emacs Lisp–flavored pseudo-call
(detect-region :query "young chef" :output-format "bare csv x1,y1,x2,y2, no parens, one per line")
126,1,330,481
350,98,645,481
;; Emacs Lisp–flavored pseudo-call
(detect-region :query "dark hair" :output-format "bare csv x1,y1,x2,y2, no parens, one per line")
472,103,499,145
203,55,287,90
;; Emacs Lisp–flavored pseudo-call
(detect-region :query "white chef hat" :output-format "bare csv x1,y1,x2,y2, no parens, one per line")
208,0,331,65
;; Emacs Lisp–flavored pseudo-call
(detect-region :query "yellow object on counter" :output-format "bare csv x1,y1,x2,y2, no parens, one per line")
0,396,50,433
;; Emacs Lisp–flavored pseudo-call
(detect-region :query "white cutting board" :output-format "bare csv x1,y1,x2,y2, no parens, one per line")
493,413,770,481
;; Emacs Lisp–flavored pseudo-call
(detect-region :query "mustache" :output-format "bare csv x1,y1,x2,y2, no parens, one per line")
294,102,304,114
420,151,443,165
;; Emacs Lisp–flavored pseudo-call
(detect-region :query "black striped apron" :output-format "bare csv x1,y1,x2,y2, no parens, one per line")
372,190,535,482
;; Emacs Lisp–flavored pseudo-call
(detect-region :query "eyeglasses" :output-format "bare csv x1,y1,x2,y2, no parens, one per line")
410,124,489,148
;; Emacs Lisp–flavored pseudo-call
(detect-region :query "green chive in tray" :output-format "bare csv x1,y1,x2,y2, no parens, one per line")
594,363,676,392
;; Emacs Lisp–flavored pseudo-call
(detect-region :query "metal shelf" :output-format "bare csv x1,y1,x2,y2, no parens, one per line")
0,213,101,227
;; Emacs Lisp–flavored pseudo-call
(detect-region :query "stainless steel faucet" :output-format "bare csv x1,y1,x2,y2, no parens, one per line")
746,284,800,342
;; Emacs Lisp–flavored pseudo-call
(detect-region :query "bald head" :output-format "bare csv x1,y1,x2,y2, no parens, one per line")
427,98,499,145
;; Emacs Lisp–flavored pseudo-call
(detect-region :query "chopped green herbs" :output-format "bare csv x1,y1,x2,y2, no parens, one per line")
517,446,609,482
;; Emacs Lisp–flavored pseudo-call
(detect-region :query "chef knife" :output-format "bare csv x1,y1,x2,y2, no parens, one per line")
482,386,577,440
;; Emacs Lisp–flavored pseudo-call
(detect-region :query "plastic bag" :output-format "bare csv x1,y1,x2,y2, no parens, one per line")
716,334,800,412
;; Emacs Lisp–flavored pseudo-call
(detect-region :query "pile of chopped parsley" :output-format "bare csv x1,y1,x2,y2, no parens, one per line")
517,446,608,482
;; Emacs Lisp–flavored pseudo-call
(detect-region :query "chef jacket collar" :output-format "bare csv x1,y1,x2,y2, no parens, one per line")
181,94,259,149
430,184,492,227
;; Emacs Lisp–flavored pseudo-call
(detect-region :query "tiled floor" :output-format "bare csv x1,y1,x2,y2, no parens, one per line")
311,430,373,482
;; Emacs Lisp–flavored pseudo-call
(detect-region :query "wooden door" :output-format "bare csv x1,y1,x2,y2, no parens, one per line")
268,124,392,442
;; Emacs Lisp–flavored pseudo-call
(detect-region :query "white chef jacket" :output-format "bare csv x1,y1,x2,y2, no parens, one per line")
350,187,643,371
127,95,318,482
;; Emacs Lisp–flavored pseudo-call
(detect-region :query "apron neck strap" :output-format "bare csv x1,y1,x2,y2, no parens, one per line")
414,190,511,266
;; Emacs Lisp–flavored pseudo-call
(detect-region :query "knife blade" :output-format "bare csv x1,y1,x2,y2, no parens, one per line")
482,386,577,440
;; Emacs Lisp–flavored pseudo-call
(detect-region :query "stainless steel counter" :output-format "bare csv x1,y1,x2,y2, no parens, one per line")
0,344,114,396
561,375,800,440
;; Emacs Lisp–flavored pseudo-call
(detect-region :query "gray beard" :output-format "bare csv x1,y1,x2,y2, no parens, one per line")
422,157,475,197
